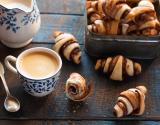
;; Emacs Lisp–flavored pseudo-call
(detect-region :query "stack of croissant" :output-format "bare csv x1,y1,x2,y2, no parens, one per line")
86,0,160,36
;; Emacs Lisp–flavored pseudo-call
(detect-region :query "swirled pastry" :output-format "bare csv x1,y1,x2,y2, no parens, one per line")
65,73,91,101
114,86,147,117
87,7,102,24
88,19,120,35
95,55,142,81
86,0,160,36
124,0,160,35
88,20,107,34
53,31,81,64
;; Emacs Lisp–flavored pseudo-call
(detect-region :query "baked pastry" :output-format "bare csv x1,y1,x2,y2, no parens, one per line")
53,31,81,64
95,55,142,81
88,19,120,35
113,86,147,117
65,73,91,101
123,0,160,35
86,0,106,18
87,7,102,24
88,20,107,34
87,0,132,20
86,0,160,36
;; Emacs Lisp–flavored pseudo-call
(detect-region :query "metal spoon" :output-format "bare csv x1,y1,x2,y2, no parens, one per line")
0,62,20,112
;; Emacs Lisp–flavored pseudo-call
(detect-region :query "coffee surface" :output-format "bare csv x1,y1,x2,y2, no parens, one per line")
20,52,58,78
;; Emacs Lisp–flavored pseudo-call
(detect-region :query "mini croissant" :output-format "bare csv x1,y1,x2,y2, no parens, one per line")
86,0,160,35
124,0,160,35
86,0,106,18
87,7,102,24
88,20,107,34
114,86,147,117
53,31,81,64
95,55,142,81
88,19,120,35
65,73,91,101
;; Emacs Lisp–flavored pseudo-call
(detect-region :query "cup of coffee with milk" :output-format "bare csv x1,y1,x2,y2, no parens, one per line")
5,47,62,97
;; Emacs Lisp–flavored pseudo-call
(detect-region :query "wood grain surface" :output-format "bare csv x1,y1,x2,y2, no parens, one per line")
0,43,160,121
37,0,84,15
0,121,159,125
33,14,85,44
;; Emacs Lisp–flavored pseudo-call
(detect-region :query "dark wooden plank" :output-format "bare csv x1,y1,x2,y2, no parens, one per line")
37,0,85,15
0,121,159,125
33,14,85,44
0,43,160,120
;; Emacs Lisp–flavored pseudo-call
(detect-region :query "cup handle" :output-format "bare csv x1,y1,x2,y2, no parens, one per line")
5,55,17,74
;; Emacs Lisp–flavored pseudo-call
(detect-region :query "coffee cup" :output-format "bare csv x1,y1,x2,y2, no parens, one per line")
5,47,62,97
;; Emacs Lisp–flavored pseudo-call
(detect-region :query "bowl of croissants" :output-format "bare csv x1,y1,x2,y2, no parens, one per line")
85,0,160,59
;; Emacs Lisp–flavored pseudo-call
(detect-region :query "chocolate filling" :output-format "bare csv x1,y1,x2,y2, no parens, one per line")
69,86,78,95
120,93,135,110
135,13,155,23
70,48,81,61
60,40,76,55
102,0,107,15
122,57,127,78
117,101,127,116
88,10,95,19
133,90,141,114
93,1,98,11
119,23,123,34
127,21,137,33
87,9,99,23
128,21,135,26
121,9,130,19
108,56,120,75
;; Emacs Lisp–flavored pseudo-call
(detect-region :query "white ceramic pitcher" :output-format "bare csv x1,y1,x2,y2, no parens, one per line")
0,0,41,48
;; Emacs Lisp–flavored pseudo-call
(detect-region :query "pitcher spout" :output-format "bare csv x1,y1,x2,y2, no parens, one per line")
0,0,33,12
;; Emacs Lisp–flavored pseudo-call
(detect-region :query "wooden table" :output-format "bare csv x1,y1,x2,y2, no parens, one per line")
0,0,160,124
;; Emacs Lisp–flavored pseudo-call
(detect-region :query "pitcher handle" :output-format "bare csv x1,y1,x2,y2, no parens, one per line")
5,56,17,74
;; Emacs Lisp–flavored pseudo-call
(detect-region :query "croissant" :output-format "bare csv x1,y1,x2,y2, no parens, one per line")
88,20,106,34
86,0,160,35
53,31,81,64
86,0,140,18
113,86,147,117
123,0,160,35
86,1,98,11
88,19,120,35
87,7,102,24
95,55,142,81
88,0,154,19
65,73,91,101
87,0,132,20
86,0,107,17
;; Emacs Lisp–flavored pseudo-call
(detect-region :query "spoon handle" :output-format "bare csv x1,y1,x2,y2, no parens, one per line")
0,74,11,96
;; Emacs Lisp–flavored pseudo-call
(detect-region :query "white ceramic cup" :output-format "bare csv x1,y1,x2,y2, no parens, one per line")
0,0,41,48
5,47,62,97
